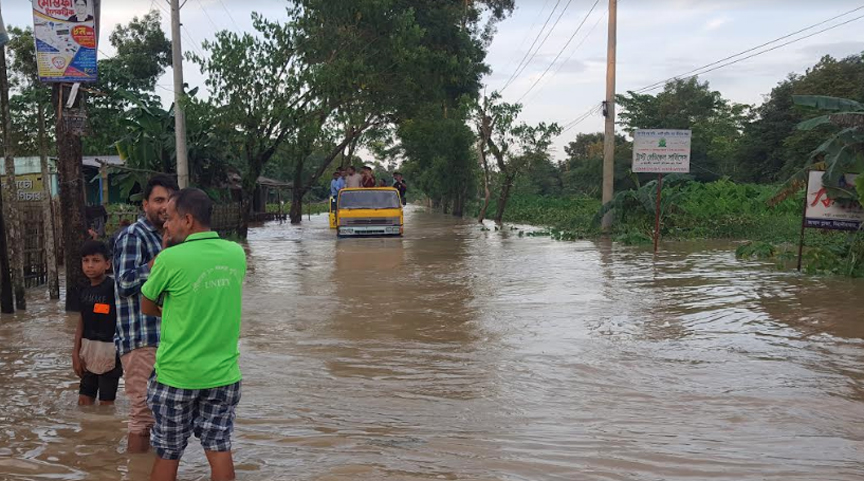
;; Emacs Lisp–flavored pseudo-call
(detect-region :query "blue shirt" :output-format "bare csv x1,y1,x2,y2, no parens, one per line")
330,177,346,197
113,217,163,356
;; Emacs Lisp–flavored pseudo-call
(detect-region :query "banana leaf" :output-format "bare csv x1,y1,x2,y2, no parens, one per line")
797,115,831,131
793,95,864,112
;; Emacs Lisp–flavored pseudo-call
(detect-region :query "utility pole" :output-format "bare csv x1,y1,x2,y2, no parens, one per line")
0,42,26,310
171,0,190,188
601,0,617,233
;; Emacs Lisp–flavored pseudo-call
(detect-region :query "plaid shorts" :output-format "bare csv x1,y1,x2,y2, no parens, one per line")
146,377,242,460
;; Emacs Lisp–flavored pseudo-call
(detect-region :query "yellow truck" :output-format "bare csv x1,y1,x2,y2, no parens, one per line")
329,187,404,237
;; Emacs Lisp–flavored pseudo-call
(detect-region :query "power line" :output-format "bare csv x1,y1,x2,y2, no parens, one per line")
501,0,553,74
195,0,221,32
499,0,564,92
560,103,603,135
547,8,606,85
517,0,602,103
504,0,578,94
216,0,242,31
634,5,864,94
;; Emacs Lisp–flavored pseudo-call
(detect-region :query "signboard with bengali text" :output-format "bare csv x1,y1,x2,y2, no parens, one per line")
805,171,863,231
32,0,98,83
632,129,691,174
1,174,47,202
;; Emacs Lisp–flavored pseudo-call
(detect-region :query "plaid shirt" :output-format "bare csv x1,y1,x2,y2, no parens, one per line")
114,217,163,357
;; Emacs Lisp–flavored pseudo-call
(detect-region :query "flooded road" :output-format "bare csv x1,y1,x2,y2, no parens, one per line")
1,207,863,480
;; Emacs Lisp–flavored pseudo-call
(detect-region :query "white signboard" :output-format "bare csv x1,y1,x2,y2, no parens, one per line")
805,171,863,231
632,129,691,173
32,0,98,82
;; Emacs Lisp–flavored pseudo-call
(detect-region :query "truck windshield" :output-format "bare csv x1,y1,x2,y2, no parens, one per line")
339,190,401,209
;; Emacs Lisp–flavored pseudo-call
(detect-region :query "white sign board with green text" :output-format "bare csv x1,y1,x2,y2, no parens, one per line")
632,129,691,173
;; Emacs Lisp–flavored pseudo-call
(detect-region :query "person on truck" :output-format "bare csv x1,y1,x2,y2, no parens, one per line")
361,166,376,188
345,166,362,188
393,172,407,206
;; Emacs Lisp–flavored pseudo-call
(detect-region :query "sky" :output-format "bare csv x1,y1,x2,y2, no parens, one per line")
5,0,864,161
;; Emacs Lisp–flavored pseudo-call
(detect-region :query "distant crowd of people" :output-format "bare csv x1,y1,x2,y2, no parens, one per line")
330,166,408,206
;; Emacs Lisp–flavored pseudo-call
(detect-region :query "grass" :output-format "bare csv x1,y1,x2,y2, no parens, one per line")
489,180,864,276
494,181,805,244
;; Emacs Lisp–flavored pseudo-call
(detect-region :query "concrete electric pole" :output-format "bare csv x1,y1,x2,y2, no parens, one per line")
601,0,617,233
171,0,190,188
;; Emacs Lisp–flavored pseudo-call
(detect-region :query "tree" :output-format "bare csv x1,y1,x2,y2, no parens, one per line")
617,77,750,181
735,54,864,182
86,11,172,155
561,132,634,198
475,95,561,224
6,26,59,299
791,95,864,205
399,108,478,215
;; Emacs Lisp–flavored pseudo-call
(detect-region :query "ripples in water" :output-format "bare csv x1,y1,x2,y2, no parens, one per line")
1,209,863,480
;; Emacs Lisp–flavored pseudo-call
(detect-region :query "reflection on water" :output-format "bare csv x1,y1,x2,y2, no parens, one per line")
1,208,863,480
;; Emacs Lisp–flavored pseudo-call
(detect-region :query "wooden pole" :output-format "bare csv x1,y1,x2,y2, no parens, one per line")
797,172,810,272
653,173,662,253
100,163,109,206
38,101,59,299
0,43,26,310
600,0,617,233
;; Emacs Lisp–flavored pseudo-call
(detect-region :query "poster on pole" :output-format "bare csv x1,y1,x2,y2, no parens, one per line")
632,129,691,173
805,171,864,231
32,0,98,83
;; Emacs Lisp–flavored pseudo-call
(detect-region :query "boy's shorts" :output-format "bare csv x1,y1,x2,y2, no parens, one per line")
146,377,241,460
79,360,123,402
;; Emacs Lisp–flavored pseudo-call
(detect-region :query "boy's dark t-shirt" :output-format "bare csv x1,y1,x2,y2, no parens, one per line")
80,277,117,343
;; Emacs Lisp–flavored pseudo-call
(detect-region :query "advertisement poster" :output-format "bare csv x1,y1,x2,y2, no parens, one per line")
805,171,864,231
632,129,691,173
32,0,98,83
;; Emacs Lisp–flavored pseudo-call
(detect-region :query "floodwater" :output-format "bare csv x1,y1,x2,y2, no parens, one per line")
1,207,863,481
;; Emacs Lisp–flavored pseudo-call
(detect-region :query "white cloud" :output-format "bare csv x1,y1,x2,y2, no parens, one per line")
704,16,731,31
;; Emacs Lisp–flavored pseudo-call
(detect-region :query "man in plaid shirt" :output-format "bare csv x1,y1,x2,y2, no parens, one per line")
113,174,177,453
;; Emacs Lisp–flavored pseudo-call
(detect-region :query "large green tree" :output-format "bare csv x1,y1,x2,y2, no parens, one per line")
473,95,561,224
86,11,172,155
735,53,864,182
561,132,634,198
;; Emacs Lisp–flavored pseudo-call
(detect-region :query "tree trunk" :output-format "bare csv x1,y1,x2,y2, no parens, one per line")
289,187,304,224
54,85,88,312
289,154,306,224
477,144,492,223
0,171,12,313
38,101,59,299
0,45,25,310
452,191,465,217
494,172,516,226
238,193,251,239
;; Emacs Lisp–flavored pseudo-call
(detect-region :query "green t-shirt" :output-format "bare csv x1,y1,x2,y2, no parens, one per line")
141,231,247,389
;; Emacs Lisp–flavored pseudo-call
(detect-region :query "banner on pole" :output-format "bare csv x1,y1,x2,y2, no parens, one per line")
805,171,863,231
632,129,691,173
32,0,98,83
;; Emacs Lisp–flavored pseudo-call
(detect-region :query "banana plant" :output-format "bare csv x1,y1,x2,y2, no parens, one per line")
112,88,205,200
773,95,864,207
594,173,693,225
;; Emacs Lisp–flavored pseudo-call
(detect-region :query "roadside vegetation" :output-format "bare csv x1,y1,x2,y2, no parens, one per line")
466,53,864,277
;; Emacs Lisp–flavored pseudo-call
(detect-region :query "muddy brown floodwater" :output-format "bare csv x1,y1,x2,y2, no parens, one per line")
1,207,864,480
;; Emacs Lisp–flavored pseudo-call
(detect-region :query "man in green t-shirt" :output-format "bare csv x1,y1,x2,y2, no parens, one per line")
141,188,247,481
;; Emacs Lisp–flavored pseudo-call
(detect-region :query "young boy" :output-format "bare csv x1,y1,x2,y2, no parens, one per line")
73,240,123,405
